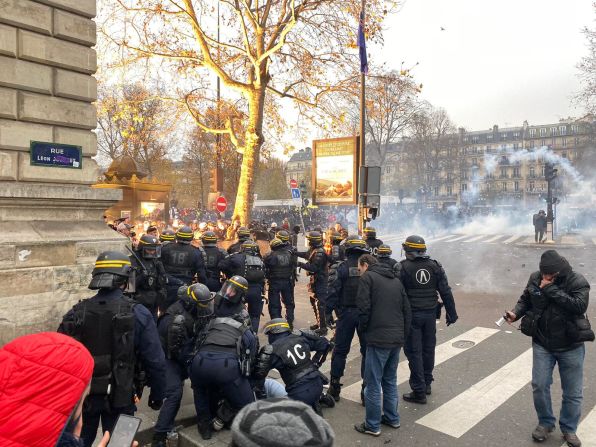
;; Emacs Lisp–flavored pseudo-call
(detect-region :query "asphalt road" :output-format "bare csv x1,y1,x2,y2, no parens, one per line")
131,233,596,447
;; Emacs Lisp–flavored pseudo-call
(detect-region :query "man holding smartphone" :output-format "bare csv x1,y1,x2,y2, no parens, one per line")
505,250,590,447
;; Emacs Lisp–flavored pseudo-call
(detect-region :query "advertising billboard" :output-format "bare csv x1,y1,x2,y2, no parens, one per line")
312,136,359,205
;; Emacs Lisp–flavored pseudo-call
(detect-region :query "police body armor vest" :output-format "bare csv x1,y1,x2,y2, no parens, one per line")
163,244,195,278
244,254,265,284
330,245,342,264
203,246,224,277
200,317,248,355
268,249,294,280
271,333,316,385
401,258,439,310
308,247,328,274
341,256,361,307
70,295,136,408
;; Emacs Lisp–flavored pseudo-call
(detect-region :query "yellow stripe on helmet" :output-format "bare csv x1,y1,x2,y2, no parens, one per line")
350,240,366,245
95,260,131,266
177,232,194,237
94,263,131,268
265,322,290,330
363,228,375,232
229,278,248,290
404,241,426,249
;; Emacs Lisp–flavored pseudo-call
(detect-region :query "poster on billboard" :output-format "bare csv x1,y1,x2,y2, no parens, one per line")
141,201,165,220
312,136,359,205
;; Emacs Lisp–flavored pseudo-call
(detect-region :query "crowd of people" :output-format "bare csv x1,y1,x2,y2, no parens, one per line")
0,216,591,447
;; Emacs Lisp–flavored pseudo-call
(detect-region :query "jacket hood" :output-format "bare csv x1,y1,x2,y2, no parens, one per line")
0,332,94,447
368,263,395,278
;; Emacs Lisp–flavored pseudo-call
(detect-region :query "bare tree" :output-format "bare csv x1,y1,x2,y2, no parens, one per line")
576,3,596,114
99,0,398,223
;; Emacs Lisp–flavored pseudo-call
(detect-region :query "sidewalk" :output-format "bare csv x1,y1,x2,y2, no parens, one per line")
515,233,585,247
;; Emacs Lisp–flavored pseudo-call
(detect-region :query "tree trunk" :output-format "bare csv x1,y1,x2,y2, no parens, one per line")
233,89,265,224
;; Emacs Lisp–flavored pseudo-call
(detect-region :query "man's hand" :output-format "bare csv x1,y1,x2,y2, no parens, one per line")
446,313,458,326
504,310,516,323
540,273,557,289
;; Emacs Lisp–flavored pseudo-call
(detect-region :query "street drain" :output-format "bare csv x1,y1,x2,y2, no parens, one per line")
452,340,476,349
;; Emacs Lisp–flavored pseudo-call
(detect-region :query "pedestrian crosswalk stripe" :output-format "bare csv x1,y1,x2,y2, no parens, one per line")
341,326,499,403
560,406,596,447
503,235,522,244
592,238,596,246
462,234,489,243
483,234,505,243
429,234,457,242
443,234,470,242
416,348,532,438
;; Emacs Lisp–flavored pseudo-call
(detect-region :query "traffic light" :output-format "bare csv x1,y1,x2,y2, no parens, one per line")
544,163,558,181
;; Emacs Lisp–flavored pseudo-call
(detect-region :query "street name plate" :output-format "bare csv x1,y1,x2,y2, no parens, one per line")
30,141,82,169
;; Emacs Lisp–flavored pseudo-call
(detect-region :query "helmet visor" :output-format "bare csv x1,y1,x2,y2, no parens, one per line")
142,245,162,259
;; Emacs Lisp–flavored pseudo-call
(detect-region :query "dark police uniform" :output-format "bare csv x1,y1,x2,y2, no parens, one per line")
130,251,167,319
162,242,206,310
297,239,329,334
264,242,297,324
400,249,457,400
59,287,166,447
201,244,228,292
363,227,383,256
219,251,266,332
254,329,330,410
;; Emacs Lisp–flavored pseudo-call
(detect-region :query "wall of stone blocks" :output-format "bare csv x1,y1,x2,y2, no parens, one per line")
0,0,126,345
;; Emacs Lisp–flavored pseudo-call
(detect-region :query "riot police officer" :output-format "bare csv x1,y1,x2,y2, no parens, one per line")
189,276,257,440
363,227,383,255
400,235,458,404
161,226,207,311
297,231,329,335
159,229,175,246
264,238,297,326
227,226,252,254
326,236,370,402
152,284,213,447
130,234,167,319
377,244,399,274
254,318,332,413
219,240,266,332
200,231,228,292
327,229,345,265
58,251,166,447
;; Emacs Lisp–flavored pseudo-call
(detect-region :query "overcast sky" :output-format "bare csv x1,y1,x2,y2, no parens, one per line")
373,0,593,131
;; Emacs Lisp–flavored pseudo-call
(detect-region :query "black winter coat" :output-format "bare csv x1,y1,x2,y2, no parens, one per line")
357,264,411,348
513,266,590,352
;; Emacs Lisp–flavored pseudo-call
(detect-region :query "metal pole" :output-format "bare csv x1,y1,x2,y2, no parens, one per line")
216,2,221,194
546,178,554,242
357,0,366,236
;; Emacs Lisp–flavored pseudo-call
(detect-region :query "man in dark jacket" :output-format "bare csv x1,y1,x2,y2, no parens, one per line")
505,250,590,447
354,254,411,437
533,210,547,243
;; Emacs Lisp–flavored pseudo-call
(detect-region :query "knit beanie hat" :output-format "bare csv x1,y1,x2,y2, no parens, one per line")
539,250,566,274
231,398,335,447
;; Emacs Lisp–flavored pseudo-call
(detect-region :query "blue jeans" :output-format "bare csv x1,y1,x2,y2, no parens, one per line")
532,342,585,434
364,346,401,432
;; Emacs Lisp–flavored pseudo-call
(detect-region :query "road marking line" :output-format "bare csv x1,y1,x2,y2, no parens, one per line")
416,348,532,438
560,405,596,447
503,235,522,244
342,326,499,403
443,234,470,242
483,234,505,243
462,235,489,243
429,234,457,242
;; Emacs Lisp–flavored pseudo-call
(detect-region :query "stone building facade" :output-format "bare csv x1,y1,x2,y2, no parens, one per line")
0,0,124,344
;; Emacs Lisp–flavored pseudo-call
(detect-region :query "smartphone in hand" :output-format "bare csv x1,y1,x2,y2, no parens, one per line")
107,414,141,447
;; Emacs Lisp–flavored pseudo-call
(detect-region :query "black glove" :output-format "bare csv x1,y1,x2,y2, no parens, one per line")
298,262,306,269
446,313,458,326
148,398,163,411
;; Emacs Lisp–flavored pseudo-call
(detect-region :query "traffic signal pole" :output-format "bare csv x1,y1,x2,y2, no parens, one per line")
357,0,366,236
544,162,557,243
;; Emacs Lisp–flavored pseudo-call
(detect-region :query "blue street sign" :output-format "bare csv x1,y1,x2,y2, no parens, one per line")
291,188,301,199
30,141,82,169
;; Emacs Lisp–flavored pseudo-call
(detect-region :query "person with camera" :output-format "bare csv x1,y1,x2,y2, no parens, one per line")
505,250,591,447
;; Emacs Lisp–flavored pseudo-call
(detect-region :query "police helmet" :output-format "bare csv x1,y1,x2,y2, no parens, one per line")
200,231,218,247
402,235,426,253
187,283,214,319
270,238,284,250
276,230,290,242
241,240,260,255
159,229,175,243
377,244,393,258
176,225,194,244
363,227,377,240
306,231,323,247
237,226,251,240
138,234,162,259
219,275,249,304
329,230,343,244
89,251,132,290
344,235,370,254
263,318,291,335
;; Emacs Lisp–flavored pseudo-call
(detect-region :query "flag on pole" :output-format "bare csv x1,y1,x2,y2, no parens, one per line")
357,10,368,74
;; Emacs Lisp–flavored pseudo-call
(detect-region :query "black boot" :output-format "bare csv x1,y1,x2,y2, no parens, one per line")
197,419,213,440
313,401,324,417
310,296,320,330
319,393,335,408
151,432,167,447
327,376,342,402
314,300,328,336
403,391,427,404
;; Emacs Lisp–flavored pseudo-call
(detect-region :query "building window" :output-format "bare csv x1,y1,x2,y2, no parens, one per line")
513,131,520,139
434,187,439,196
501,132,508,140
386,165,392,174
461,183,468,191
562,137,567,147
571,124,578,133
487,134,493,141
575,137,580,145
529,181,535,190
502,182,507,191
514,143,519,149
540,128,546,137
514,181,519,191
529,129,536,138
550,126,558,136
530,167,535,177
472,158,477,166
500,167,507,178
559,125,567,135
513,167,520,177
447,186,453,195
541,139,546,147
486,145,491,152
541,165,545,177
